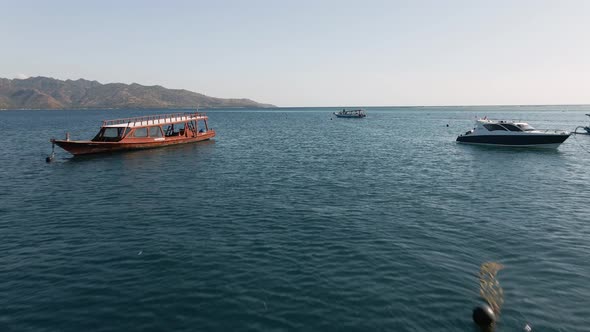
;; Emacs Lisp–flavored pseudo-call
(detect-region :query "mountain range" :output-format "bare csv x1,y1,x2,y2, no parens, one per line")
0,76,275,109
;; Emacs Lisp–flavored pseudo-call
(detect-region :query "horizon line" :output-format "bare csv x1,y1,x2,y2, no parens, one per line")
275,103,590,108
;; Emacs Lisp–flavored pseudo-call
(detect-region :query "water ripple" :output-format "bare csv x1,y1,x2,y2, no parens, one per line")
1,108,589,331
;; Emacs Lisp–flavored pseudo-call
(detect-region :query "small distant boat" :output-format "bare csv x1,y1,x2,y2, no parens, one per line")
50,112,215,155
334,109,367,118
456,118,570,148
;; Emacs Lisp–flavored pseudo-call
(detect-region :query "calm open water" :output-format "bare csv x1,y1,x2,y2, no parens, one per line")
1,106,589,332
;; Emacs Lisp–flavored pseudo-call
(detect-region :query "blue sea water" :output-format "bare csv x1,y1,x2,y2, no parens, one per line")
0,106,589,332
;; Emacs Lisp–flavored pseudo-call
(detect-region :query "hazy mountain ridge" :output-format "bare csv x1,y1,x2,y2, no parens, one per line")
0,77,275,109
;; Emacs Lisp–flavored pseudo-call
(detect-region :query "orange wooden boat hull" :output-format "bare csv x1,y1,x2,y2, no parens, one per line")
52,131,215,156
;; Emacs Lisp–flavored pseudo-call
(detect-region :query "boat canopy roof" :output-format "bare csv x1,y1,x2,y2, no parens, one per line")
102,112,208,128
476,119,532,126
475,119,537,131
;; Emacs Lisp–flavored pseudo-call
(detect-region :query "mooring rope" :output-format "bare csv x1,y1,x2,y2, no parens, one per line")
572,131,590,154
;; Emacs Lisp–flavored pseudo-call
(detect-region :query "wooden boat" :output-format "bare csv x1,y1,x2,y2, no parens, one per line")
50,112,215,155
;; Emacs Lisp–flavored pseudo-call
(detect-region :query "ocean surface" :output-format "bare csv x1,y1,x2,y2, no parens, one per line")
1,106,589,332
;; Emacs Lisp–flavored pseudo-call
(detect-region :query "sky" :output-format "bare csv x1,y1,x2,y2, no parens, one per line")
1,0,589,107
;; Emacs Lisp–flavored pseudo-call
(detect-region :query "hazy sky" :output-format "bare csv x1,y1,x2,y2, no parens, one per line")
1,0,589,106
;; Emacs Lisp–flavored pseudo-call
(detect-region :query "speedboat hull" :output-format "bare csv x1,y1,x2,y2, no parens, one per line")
456,133,570,147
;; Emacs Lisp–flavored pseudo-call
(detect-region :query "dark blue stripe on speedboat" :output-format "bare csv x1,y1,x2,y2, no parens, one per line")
456,134,570,145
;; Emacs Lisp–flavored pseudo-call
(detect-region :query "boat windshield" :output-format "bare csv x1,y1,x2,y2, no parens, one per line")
516,123,535,131
501,124,522,132
483,124,507,131
92,127,130,142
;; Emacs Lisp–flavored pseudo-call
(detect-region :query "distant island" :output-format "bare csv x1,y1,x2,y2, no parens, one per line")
0,76,275,110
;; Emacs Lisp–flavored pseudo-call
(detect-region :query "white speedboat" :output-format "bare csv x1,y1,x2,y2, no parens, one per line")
334,109,366,118
456,118,570,148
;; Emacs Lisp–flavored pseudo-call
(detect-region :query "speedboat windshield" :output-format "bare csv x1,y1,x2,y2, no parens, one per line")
515,123,535,131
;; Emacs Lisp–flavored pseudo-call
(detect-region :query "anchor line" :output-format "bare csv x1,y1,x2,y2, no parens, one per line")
572,126,590,135
573,132,590,154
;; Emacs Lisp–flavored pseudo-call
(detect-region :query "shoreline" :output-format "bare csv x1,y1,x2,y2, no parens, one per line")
1,104,589,112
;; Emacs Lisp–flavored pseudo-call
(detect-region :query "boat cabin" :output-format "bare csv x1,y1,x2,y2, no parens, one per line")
91,113,211,142
475,120,535,133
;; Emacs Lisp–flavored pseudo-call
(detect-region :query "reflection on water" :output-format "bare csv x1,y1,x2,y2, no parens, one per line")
479,262,504,316
457,143,564,155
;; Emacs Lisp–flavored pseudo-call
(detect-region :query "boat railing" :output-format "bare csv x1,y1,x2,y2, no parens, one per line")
534,129,570,134
102,112,206,127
